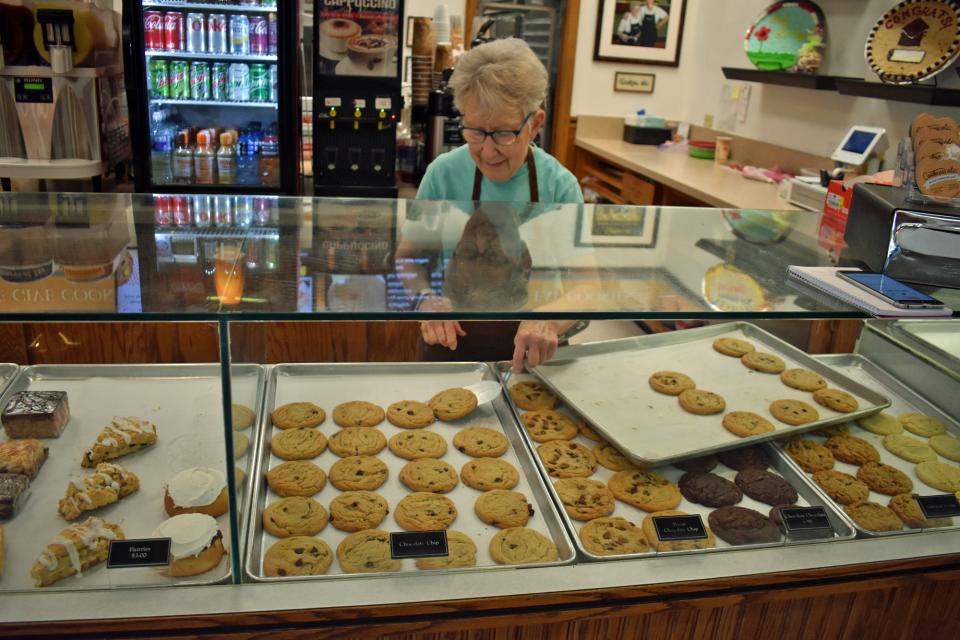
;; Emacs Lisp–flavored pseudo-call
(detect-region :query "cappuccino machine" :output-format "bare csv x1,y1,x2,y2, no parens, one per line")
313,0,403,198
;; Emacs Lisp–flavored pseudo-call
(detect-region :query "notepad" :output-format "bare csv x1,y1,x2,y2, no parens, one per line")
787,266,954,318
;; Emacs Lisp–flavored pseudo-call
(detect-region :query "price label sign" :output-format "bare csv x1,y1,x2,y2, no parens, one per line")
107,538,171,568
916,494,960,519
389,531,448,559
780,507,833,534
652,514,707,542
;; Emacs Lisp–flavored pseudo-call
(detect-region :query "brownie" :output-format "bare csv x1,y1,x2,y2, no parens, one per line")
717,445,770,471
2,390,70,439
735,469,798,506
709,506,782,545
678,472,742,507
674,455,719,474
0,473,30,519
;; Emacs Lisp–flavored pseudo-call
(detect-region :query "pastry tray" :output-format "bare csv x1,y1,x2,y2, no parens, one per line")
773,354,960,538
246,362,575,582
499,367,856,561
0,363,266,592
528,322,891,467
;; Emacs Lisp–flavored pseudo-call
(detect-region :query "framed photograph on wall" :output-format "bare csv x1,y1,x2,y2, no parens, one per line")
576,205,659,248
594,0,687,66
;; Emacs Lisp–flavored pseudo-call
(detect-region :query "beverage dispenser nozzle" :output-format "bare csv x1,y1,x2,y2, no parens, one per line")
37,9,77,75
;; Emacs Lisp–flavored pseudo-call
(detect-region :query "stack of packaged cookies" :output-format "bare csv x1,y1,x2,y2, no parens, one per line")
909,113,960,201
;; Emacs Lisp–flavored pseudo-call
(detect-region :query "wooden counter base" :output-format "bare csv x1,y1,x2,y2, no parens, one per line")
4,554,957,639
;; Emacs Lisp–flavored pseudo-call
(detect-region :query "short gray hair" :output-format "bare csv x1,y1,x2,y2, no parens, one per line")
449,38,547,116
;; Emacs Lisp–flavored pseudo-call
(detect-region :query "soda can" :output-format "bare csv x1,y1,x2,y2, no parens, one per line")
249,16,268,55
144,11,165,50
230,14,250,55
172,197,191,227
235,197,254,227
214,195,234,227
249,64,268,102
254,197,273,226
148,59,170,98
186,13,206,53
189,62,210,101
208,14,228,54
268,64,278,103
153,196,173,226
163,12,183,52
229,63,250,102
193,196,213,228
211,63,229,101
169,61,190,99
267,13,278,54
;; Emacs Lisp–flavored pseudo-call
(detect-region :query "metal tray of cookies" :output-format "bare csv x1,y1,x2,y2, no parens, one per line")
771,354,960,538
888,320,960,375
527,322,890,468
499,366,856,561
245,362,575,581
0,363,265,592
0,364,17,398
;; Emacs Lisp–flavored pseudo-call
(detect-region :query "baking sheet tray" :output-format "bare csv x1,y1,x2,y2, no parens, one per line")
0,364,17,399
246,362,575,581
889,320,960,374
772,354,960,537
529,322,891,467
0,363,265,592
499,367,855,561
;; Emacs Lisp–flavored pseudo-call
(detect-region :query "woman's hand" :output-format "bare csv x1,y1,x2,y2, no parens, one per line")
420,320,467,350
511,320,576,373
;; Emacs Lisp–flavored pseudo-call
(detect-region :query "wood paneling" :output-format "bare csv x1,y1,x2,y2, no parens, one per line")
230,321,419,363
807,320,863,354
22,322,220,364
550,0,580,167
0,323,28,363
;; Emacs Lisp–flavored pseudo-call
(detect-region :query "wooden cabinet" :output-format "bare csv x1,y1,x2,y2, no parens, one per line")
575,147,707,207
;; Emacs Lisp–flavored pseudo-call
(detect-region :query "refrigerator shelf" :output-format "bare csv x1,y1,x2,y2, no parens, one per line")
145,51,278,64
142,2,276,13
151,99,278,108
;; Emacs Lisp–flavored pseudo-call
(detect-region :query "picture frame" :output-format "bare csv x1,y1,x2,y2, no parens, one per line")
594,0,687,66
614,71,655,93
576,205,659,248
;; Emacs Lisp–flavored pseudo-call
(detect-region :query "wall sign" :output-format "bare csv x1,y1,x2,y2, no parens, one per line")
614,72,656,93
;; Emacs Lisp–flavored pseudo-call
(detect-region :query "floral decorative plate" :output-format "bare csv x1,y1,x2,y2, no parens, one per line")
745,1,827,73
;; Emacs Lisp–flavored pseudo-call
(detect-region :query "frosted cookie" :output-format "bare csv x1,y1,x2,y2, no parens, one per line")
153,513,225,577
474,490,533,528
58,463,139,521
579,517,649,556
272,402,325,430
428,388,478,421
165,467,228,517
329,491,388,532
262,496,328,537
266,461,327,497
859,412,902,436
394,492,457,531
415,530,477,570
521,410,578,443
328,427,386,457
337,529,400,573
780,368,826,392
648,371,695,396
489,527,558,565
264,536,332,577
387,400,435,428
399,458,459,493
453,427,508,458
81,417,157,468
333,401,385,428
712,337,755,357
329,456,388,491
271,428,328,460
2,390,70,439
508,381,557,411
31,517,124,587
899,412,947,437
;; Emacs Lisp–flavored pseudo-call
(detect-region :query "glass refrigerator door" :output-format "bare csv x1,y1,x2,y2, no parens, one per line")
140,1,282,190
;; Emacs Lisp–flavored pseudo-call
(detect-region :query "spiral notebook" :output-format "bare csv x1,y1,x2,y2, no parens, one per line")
787,266,954,318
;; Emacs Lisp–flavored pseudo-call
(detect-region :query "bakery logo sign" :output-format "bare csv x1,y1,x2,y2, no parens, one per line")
885,5,955,30
320,0,399,12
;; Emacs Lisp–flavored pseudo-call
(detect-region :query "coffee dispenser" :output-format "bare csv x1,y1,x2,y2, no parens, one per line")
312,0,404,198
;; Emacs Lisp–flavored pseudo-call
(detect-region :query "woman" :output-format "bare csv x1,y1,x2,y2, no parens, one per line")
413,38,583,372
617,0,668,47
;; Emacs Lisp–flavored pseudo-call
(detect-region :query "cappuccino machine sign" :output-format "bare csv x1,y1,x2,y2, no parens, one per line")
314,0,403,197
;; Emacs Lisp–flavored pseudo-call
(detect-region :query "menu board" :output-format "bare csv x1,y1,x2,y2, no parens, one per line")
315,0,401,77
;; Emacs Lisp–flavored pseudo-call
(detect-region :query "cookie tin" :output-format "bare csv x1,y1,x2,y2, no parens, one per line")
0,363,266,592
773,353,960,538
245,362,575,582
528,322,890,468
500,366,855,561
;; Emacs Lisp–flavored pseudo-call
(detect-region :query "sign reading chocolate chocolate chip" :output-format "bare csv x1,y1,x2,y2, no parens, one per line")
389,531,449,559
108,538,171,568
652,514,707,541
780,506,832,532
916,493,960,519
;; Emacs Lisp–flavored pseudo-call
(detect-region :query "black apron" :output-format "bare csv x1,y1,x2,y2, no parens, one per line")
640,13,658,47
416,151,538,362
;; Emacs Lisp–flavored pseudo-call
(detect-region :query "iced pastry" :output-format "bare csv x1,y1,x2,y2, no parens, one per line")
0,473,31,519
0,439,49,479
81,416,157,468
152,513,225,577
31,517,124,587
164,467,228,517
57,463,139,521
2,390,70,439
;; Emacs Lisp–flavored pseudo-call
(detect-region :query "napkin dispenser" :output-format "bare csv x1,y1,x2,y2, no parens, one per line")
842,183,960,288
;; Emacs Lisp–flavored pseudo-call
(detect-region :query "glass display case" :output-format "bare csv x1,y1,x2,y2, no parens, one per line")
0,192,957,636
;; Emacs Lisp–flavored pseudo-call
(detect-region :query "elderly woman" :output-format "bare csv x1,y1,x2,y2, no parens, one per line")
413,38,583,371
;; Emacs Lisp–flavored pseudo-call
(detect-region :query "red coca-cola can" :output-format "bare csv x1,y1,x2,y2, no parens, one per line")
144,11,165,50
249,16,268,55
170,196,189,226
153,195,173,225
164,11,184,52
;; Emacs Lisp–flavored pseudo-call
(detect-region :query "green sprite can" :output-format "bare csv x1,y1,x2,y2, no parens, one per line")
148,59,169,98
211,63,229,102
249,63,268,102
169,60,190,100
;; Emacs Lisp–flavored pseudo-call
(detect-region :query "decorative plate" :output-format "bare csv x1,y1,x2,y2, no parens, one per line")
702,264,771,313
866,0,960,84
745,1,827,73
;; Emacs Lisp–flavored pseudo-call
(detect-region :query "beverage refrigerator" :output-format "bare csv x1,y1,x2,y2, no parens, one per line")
123,0,301,195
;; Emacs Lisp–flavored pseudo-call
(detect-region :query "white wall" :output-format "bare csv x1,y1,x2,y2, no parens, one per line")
572,0,960,157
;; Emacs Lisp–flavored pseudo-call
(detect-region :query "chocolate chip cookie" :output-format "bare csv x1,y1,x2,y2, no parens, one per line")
271,428,328,461
579,517,649,556
388,430,447,460
843,501,903,532
553,478,615,521
266,461,327,497
713,337,756,357
272,402,325,429
859,412,902,436
328,491,388,532
888,493,953,529
460,458,520,491
415,530,477,570
648,371,696,396
453,427,508,458
722,411,775,438
678,389,726,415
576,418,603,442
428,387,478,421
783,438,834,473
824,434,880,466
717,445,769,471
641,510,717,552
678,472,743,507
709,506,782,545
734,469,798,506
394,492,458,531
263,536,332,577
812,469,869,505
780,368,827,392
899,412,947,437
521,409,578,443
328,427,387,458
508,381,557,410
232,403,254,430
537,441,597,478
387,400,435,428
883,433,937,463
813,388,859,413
489,527,559,564
329,456,388,491
813,423,850,438
593,442,636,471
336,529,401,573
262,496,329,537
741,351,785,374
608,469,682,512
769,399,819,426
474,490,533,528
399,458,459,493
857,462,913,496
333,401,385,428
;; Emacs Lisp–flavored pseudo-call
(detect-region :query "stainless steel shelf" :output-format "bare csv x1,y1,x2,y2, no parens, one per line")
142,2,276,13
145,51,277,63
152,99,277,108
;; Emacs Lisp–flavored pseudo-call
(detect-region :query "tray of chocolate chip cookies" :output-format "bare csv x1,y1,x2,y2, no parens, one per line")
525,322,890,468
773,354,960,537
499,365,856,560
245,362,575,581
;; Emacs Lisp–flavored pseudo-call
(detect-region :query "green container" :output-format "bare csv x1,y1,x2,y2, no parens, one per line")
148,59,169,98
249,64,268,102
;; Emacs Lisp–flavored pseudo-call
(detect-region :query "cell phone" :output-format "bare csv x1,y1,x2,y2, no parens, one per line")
836,271,944,309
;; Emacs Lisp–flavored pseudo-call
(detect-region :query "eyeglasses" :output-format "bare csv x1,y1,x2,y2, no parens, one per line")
460,111,534,146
